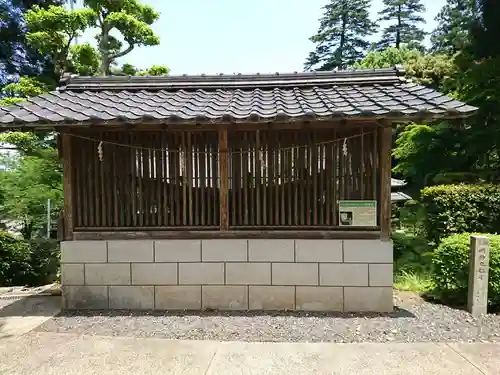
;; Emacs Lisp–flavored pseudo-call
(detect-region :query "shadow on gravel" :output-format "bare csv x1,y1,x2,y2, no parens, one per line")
0,296,61,318
54,307,417,319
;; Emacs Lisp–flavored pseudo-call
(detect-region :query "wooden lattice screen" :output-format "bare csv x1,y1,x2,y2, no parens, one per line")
70,126,379,230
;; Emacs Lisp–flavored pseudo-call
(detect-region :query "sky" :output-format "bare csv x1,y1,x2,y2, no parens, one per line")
77,0,447,75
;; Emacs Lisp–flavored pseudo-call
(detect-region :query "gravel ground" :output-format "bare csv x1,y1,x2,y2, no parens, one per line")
36,291,500,343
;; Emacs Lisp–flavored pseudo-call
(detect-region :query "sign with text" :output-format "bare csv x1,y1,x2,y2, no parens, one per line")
338,200,377,227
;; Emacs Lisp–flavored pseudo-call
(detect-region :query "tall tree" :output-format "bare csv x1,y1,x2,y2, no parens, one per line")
25,5,96,77
0,0,64,83
83,0,160,75
468,0,500,59
377,0,426,51
305,0,377,71
430,0,476,55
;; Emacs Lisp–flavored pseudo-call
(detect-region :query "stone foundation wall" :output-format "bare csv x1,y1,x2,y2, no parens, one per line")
61,239,393,312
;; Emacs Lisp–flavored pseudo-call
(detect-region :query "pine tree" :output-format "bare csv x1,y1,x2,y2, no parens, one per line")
469,0,500,58
377,0,426,51
305,0,377,71
430,0,477,55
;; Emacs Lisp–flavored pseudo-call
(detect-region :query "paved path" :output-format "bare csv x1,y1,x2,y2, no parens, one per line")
0,296,61,339
0,332,499,375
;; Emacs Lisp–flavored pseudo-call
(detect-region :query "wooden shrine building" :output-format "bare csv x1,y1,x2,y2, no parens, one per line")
0,68,477,311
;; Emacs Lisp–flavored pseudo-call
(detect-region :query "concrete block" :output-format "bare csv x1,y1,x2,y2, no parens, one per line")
155,240,201,262
63,286,108,309
248,286,295,310
344,287,393,312
319,264,368,286
343,240,393,263
248,240,294,262
131,263,177,285
107,240,153,263
295,240,343,263
61,241,106,263
178,263,224,285
61,264,84,286
155,286,201,310
369,264,394,286
202,239,247,262
202,286,248,310
109,286,154,310
296,286,343,311
272,263,318,286
225,263,271,285
85,264,131,285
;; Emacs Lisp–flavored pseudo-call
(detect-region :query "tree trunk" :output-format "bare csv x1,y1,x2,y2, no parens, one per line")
99,24,111,76
396,5,401,48
339,13,347,69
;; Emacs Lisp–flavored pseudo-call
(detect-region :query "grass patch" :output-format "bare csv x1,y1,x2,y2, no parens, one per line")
394,271,434,293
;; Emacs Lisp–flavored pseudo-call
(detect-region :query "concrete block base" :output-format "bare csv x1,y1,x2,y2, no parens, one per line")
61,238,393,312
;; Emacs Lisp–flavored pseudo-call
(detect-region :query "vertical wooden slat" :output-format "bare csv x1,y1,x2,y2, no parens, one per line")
256,131,261,226
194,133,200,226
182,132,187,226
200,134,206,226
249,132,255,225
243,132,249,226
312,131,318,225
155,132,162,226
293,131,299,226
379,124,392,240
161,132,168,226
319,135,324,226
143,135,151,226
81,138,89,227
187,132,193,226
280,134,285,225
212,133,219,225
360,128,365,199
174,133,181,226
262,132,268,226
219,127,229,230
273,131,279,226
299,134,305,226
332,129,337,225
287,133,293,226
372,128,378,202
62,133,74,240
111,133,119,227
73,137,82,227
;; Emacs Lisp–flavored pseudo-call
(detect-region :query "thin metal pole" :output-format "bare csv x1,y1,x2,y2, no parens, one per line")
47,199,51,239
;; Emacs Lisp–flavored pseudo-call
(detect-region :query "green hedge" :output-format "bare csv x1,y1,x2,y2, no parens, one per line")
420,184,500,243
0,231,59,286
432,233,500,308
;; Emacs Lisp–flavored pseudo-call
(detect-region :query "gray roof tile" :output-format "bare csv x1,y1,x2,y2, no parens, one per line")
0,68,478,127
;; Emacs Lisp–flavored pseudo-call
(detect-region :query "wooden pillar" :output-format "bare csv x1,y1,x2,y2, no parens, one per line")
219,127,229,230
379,124,392,240
61,132,74,240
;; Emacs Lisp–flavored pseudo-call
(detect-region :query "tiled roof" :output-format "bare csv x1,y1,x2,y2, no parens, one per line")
0,68,477,127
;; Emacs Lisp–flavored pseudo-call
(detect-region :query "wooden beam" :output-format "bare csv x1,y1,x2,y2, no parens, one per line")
62,132,74,241
219,126,229,230
73,230,382,241
379,124,392,240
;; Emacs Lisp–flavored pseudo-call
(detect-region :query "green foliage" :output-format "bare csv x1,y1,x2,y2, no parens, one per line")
355,47,456,89
2,77,47,98
432,233,500,307
377,0,427,51
394,271,433,293
68,43,100,76
120,63,138,75
138,64,169,76
305,0,377,70
0,232,32,286
85,0,160,75
420,184,500,243
430,0,477,55
0,231,59,286
25,5,96,75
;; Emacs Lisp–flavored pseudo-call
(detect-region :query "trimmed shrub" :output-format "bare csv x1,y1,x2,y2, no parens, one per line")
432,233,500,308
0,231,60,286
0,231,32,286
420,184,500,243
392,231,432,274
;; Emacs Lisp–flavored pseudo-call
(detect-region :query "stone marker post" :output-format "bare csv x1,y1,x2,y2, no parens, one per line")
467,235,490,316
